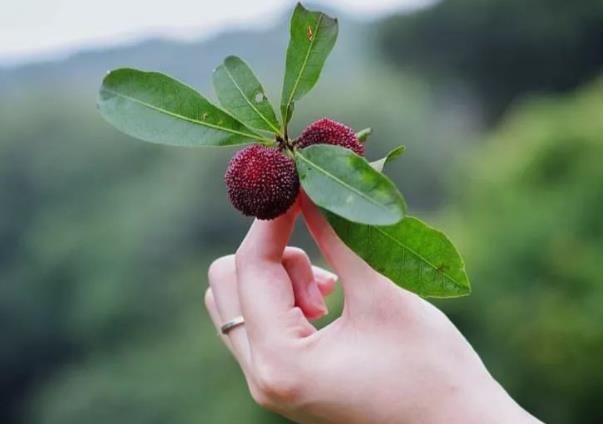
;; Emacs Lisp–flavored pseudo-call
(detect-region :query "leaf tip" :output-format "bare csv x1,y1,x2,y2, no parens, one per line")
356,127,372,143
223,55,240,65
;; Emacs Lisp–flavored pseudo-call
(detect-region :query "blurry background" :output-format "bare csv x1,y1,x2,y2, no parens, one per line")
1,0,602,423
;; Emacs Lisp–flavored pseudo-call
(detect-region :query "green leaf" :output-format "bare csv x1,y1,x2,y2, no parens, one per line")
371,145,406,172
98,68,269,147
295,144,406,225
356,127,372,143
326,214,471,298
281,3,338,125
212,56,282,135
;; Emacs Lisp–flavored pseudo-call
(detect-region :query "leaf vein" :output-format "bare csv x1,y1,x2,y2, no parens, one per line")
372,225,462,286
297,153,397,213
284,14,322,122
222,64,281,134
101,87,269,142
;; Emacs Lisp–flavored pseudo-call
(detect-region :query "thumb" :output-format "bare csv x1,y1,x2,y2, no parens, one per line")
300,192,387,310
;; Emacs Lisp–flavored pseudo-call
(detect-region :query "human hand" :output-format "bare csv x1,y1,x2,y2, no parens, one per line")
205,194,540,423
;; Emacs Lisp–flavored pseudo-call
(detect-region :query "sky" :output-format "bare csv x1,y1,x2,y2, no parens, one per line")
0,0,430,66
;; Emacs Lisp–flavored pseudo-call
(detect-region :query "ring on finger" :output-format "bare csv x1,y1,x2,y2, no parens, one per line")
221,316,245,335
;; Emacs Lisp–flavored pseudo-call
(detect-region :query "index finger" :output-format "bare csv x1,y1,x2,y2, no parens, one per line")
236,204,313,344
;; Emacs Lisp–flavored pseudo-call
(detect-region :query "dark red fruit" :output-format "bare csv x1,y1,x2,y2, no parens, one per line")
225,144,299,220
296,118,364,156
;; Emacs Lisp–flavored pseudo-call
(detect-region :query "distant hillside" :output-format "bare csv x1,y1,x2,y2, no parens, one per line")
0,14,373,101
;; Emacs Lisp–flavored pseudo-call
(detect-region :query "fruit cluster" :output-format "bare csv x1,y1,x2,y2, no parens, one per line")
225,118,363,219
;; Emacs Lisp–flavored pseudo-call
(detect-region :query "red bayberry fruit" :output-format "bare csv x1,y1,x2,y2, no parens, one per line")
296,118,364,156
225,144,299,220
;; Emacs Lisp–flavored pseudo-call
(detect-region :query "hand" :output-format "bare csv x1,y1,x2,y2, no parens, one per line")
205,194,541,423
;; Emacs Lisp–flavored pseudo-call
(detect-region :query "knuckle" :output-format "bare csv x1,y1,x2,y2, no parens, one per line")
252,360,303,407
234,246,251,269
285,246,306,258
286,247,310,265
207,255,235,282
286,307,315,337
249,384,272,409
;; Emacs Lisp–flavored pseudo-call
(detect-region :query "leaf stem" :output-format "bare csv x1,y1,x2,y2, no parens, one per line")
283,122,289,143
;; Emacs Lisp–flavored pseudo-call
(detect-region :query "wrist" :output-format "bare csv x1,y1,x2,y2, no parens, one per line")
431,367,539,424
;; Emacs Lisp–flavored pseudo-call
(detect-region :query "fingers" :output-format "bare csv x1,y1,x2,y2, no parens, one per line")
300,192,387,310
205,251,335,375
207,255,250,366
283,247,330,320
312,265,338,296
236,206,315,345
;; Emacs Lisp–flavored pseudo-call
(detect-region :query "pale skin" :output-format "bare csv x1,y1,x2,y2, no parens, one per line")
205,193,542,423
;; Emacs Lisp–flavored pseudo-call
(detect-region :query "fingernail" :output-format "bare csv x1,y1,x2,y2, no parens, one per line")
308,282,328,315
322,270,338,282
313,266,338,282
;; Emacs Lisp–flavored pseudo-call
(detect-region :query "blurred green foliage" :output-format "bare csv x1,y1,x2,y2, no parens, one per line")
2,2,603,423
441,79,603,423
380,0,603,121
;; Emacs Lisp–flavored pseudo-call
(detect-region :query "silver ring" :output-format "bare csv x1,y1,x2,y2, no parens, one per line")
221,316,245,335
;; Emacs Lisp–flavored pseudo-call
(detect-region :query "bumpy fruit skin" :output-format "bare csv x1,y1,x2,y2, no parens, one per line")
225,144,299,220
296,118,364,156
